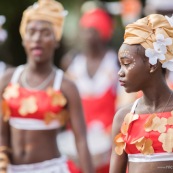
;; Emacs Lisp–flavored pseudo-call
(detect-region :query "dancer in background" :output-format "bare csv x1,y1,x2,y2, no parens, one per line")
0,0,94,173
110,14,173,173
59,7,120,173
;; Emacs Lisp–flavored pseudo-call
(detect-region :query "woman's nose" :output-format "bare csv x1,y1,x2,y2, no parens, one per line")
32,32,41,42
118,68,125,77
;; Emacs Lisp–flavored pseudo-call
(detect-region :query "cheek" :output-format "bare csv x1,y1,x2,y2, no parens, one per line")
22,40,30,51
128,59,136,71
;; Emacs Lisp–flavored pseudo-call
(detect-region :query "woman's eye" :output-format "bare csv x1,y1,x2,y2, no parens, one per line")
26,30,35,36
42,31,50,36
124,63,130,67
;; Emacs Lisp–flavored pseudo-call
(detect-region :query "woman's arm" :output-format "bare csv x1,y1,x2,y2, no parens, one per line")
61,77,95,173
109,107,130,173
0,68,15,172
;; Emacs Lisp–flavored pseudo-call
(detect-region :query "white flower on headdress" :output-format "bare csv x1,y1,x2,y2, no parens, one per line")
32,2,39,9
165,15,173,27
162,59,173,71
60,10,68,17
145,48,166,65
153,34,172,54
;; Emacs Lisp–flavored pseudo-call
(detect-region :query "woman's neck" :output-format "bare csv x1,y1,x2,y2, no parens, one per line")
84,40,107,56
26,61,54,74
84,46,108,60
140,82,173,112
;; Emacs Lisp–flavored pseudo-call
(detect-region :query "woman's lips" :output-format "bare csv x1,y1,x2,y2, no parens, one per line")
31,48,43,56
119,80,125,86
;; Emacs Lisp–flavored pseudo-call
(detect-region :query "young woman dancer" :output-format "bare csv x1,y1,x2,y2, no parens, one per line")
110,14,173,173
0,0,94,173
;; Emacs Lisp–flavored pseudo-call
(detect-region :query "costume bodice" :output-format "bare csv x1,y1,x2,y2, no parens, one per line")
2,65,68,130
67,50,118,97
115,98,173,157
67,50,118,128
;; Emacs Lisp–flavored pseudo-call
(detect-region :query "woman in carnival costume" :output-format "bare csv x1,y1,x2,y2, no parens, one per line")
0,0,94,173
110,14,173,173
60,7,119,173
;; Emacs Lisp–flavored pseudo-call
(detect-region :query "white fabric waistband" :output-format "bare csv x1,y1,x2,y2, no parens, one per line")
128,153,173,162
9,117,61,130
8,156,70,173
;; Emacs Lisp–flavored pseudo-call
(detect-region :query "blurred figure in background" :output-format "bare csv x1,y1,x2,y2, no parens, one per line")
144,0,173,17
0,15,11,77
120,0,142,26
0,0,94,173
59,6,122,173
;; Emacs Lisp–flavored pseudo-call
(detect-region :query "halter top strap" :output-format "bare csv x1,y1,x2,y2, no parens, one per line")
10,65,63,90
53,69,63,90
130,98,140,113
10,65,25,84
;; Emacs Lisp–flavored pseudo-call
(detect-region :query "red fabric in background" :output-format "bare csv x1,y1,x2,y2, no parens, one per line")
67,160,81,173
82,88,116,128
80,8,113,40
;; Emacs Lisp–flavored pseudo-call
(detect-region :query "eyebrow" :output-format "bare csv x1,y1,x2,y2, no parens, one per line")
27,27,51,31
119,52,131,59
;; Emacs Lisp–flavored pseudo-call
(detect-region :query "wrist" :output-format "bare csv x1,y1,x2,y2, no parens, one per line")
0,152,9,173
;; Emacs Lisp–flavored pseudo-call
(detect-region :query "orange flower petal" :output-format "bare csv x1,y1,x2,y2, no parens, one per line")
167,116,173,125
145,114,157,132
121,113,139,135
145,115,167,133
3,84,19,100
171,110,173,116
158,129,173,152
1,100,11,122
132,137,154,155
115,143,125,155
124,113,139,124
47,87,67,106
44,110,69,126
142,138,154,155
114,133,126,155
114,133,124,144
19,96,38,116
121,122,129,135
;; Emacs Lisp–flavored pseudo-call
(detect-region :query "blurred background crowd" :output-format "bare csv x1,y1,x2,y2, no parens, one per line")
0,0,173,173
0,0,146,67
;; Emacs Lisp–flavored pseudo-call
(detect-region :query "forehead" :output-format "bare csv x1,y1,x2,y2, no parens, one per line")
119,44,139,58
26,20,53,31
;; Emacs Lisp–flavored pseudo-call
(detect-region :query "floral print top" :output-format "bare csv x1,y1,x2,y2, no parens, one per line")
1,83,69,127
114,111,173,155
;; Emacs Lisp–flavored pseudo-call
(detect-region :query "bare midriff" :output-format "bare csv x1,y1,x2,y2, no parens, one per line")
128,161,173,173
10,127,61,164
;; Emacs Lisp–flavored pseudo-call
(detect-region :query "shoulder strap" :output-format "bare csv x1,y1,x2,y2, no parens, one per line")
130,98,140,113
53,69,64,90
11,65,25,84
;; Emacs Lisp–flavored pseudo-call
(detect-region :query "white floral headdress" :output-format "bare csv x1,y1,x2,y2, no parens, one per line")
145,15,173,71
0,15,7,43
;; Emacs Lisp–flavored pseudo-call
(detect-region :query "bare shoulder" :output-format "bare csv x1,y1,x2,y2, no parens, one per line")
112,103,133,135
0,67,16,92
114,103,133,122
60,49,78,71
60,74,79,98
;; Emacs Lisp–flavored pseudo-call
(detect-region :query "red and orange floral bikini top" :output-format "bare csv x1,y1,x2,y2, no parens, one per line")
1,65,69,130
114,98,173,155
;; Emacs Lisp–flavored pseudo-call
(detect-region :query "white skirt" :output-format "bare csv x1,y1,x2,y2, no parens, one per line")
8,156,70,173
